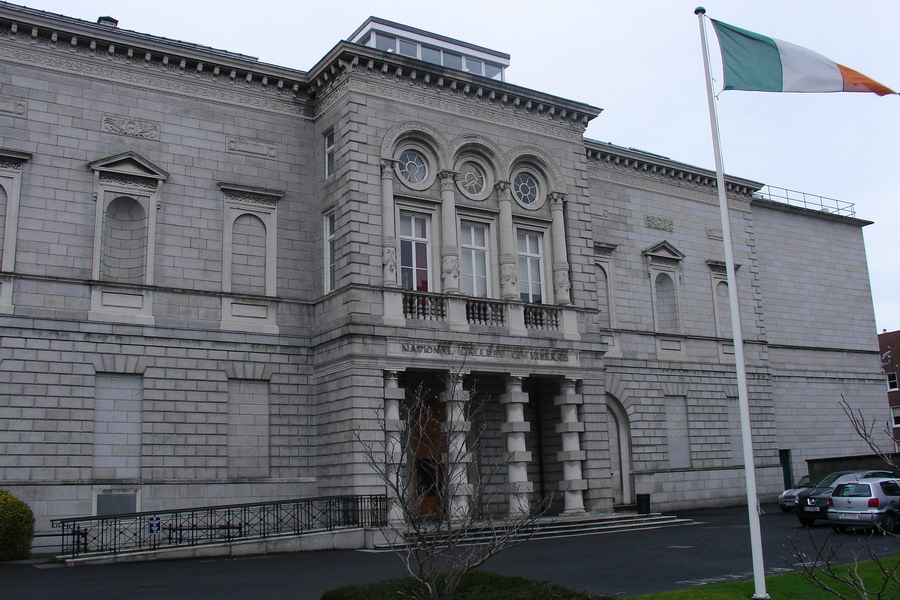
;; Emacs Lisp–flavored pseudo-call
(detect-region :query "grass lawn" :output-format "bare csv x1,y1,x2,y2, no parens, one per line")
321,557,898,599
631,557,899,599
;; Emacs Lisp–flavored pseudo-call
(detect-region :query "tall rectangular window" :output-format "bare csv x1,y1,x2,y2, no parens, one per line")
517,230,543,303
889,372,899,392
324,212,336,293
400,214,430,291
324,130,335,178
460,222,488,297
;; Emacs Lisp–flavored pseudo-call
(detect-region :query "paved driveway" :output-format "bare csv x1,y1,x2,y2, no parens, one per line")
4,504,899,599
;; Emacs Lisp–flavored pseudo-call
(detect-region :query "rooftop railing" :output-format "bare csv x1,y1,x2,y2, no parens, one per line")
753,185,855,218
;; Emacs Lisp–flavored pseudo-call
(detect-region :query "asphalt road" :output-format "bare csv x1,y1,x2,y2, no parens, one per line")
4,504,899,599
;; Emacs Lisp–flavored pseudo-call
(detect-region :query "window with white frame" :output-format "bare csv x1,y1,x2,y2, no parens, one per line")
516,230,543,303
460,222,489,297
889,372,899,392
324,212,336,293
324,130,335,178
893,406,900,427
400,213,431,292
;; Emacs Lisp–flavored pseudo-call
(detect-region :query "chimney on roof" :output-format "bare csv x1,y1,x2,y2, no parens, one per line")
97,16,119,27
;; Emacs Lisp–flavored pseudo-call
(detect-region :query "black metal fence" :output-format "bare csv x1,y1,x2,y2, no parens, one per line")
51,495,387,557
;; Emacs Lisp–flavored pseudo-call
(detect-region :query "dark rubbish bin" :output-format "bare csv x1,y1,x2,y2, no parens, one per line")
636,493,651,514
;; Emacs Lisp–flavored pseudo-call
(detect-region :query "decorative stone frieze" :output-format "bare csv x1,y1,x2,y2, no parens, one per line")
645,215,674,232
98,173,158,190
0,97,27,117
0,41,310,118
102,115,160,140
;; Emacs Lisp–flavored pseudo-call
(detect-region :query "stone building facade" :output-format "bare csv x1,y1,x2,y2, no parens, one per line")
0,4,887,531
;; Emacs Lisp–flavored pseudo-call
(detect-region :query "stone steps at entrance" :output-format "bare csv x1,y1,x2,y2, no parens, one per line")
370,512,695,550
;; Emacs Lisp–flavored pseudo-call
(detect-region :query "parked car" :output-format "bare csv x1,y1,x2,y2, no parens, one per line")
828,478,900,533
796,470,895,526
778,475,812,512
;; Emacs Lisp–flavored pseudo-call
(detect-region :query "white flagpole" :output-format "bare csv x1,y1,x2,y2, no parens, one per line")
694,7,769,599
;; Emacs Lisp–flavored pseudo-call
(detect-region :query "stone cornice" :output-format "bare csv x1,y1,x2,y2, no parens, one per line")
0,5,312,117
584,139,762,203
316,72,587,143
309,43,601,134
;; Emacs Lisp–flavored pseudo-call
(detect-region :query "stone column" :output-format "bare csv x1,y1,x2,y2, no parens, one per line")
439,171,460,294
555,378,586,514
441,373,472,520
500,375,533,517
549,192,571,305
381,160,399,287
384,371,405,525
496,181,518,300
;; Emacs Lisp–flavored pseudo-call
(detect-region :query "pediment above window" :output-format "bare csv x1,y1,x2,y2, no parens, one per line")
89,151,169,186
643,240,685,267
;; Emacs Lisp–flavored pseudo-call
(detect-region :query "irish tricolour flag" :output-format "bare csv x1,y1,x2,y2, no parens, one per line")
710,19,895,96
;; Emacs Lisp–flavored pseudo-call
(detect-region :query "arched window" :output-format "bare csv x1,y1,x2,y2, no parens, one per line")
596,263,610,328
0,182,7,267
716,280,733,337
101,196,147,285
230,213,267,295
87,153,166,325
655,272,679,334
220,183,282,334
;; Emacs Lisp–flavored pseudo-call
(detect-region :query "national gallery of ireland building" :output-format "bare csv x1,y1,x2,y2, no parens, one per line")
0,3,888,531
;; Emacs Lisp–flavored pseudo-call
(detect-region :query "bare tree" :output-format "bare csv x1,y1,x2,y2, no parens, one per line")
841,395,900,474
790,531,899,600
356,367,553,600
788,396,900,599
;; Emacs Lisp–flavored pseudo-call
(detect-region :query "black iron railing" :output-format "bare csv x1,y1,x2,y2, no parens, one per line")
51,494,387,557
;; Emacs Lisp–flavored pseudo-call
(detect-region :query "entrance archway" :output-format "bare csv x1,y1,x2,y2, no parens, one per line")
606,395,634,506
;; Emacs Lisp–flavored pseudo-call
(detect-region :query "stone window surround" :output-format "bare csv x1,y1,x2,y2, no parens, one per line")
593,242,618,329
219,183,283,335
87,152,168,326
644,242,685,336
324,129,335,178
324,211,337,294
458,215,497,298
397,204,435,293
0,149,31,314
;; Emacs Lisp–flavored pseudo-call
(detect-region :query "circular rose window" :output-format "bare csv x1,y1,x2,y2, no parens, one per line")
397,150,428,185
513,172,538,205
458,162,486,195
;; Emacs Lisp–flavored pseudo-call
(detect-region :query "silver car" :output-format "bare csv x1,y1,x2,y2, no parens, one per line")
778,475,811,512
796,469,895,526
827,477,900,533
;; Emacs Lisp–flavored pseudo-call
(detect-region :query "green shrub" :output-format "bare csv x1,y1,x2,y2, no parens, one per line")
321,571,614,600
0,489,35,561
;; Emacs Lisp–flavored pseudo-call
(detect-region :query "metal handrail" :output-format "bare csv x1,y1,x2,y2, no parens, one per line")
51,494,387,557
753,185,855,217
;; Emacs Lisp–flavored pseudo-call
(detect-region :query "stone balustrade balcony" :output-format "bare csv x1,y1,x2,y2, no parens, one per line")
385,289,578,339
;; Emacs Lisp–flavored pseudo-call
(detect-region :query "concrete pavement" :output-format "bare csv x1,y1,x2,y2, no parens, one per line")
3,504,898,599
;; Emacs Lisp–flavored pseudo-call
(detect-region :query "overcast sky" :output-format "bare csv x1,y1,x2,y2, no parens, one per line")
14,0,899,333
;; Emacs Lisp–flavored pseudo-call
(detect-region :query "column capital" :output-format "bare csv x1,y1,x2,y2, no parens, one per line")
380,159,396,180
549,191,566,211
495,180,512,200
438,170,458,191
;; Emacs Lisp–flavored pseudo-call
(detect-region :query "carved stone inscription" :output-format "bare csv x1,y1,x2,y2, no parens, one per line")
399,341,569,363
